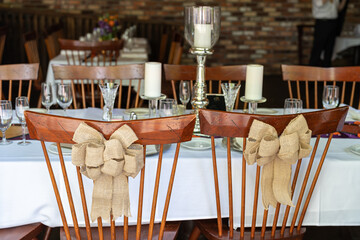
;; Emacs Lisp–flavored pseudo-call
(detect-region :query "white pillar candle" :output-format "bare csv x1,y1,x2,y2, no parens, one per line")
245,64,264,100
194,24,212,48
144,62,162,97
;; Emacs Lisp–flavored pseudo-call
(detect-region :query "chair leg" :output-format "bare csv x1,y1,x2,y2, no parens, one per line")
43,226,52,240
37,94,42,108
189,225,201,240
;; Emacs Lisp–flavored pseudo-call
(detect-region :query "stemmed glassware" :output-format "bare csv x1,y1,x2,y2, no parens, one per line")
322,85,339,109
56,83,73,115
41,82,54,113
221,83,241,112
15,96,30,146
99,82,119,121
179,80,191,108
0,100,13,145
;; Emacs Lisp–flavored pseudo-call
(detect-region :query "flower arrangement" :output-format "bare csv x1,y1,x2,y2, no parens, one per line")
97,14,121,41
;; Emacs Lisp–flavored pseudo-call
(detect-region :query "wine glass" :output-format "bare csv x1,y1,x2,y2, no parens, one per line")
221,83,241,112
41,82,54,113
0,100,13,145
322,85,339,109
179,81,191,108
15,96,30,146
57,83,73,115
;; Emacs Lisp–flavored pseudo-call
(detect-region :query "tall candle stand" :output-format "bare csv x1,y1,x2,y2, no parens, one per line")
240,96,267,114
140,94,166,118
184,5,220,132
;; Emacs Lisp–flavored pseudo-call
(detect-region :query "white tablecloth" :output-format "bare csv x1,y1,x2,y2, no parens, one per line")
332,36,360,60
0,108,360,229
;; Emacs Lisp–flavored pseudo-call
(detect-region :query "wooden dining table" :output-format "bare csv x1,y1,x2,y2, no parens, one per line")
0,108,359,230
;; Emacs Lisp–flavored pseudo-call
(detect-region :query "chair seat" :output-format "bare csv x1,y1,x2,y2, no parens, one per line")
0,222,45,240
60,221,181,240
195,219,306,240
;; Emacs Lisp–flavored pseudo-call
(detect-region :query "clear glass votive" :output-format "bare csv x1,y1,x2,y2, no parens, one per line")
284,98,303,114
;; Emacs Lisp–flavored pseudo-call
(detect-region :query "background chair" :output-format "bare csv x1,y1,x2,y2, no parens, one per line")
281,65,360,109
52,64,144,109
25,111,196,240
0,25,7,65
189,107,347,240
164,64,247,109
58,38,123,66
0,63,39,105
23,31,44,107
44,23,63,60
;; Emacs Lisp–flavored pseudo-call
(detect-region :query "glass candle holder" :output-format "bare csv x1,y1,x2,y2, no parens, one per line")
185,5,221,50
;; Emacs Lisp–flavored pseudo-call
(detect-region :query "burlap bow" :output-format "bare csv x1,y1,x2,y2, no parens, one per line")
71,122,144,222
244,115,312,209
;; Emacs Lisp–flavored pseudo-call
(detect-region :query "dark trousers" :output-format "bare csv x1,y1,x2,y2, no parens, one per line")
309,19,338,67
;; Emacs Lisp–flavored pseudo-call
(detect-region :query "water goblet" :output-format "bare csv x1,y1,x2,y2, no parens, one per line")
99,82,119,121
283,98,303,114
0,100,13,145
15,96,30,145
159,98,176,117
56,83,73,115
179,80,191,108
322,85,339,109
221,83,241,112
41,82,54,113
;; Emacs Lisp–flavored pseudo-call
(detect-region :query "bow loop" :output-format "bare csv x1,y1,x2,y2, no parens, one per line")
71,122,144,221
244,115,312,209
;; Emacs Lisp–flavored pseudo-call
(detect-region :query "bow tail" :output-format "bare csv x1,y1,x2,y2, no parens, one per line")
261,161,277,209
273,157,294,207
112,174,131,219
91,174,113,222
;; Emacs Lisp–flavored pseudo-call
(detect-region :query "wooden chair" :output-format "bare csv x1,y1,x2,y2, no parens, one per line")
189,107,348,240
164,64,247,109
0,25,7,64
44,23,64,60
24,111,196,240
0,63,39,104
58,38,124,66
52,64,144,109
23,31,45,108
167,32,184,65
281,65,360,109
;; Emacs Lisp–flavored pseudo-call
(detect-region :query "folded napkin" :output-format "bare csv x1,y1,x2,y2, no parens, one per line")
339,104,360,121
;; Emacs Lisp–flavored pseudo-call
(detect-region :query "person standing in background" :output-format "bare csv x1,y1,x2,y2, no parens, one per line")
309,0,347,67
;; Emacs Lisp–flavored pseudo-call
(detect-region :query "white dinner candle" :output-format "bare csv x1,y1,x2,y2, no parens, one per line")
245,64,264,100
144,62,162,97
194,24,212,48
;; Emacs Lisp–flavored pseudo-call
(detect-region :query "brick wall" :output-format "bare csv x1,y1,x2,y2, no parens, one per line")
1,0,360,74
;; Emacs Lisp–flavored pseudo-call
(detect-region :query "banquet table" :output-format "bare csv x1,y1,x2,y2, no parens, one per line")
332,36,360,65
0,108,360,230
45,38,149,104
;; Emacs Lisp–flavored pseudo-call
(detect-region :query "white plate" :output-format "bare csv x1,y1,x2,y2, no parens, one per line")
349,144,360,156
48,143,73,156
181,138,212,151
243,108,278,115
124,108,149,116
